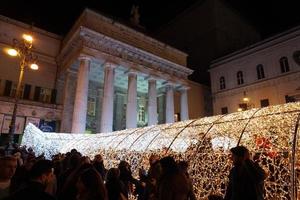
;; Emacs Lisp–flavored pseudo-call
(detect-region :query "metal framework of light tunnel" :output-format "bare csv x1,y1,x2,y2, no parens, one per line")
22,102,300,200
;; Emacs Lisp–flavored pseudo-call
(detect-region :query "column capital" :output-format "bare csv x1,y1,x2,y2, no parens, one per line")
164,81,177,88
127,69,139,76
66,68,78,75
78,54,93,61
145,75,159,82
177,85,190,91
103,62,117,69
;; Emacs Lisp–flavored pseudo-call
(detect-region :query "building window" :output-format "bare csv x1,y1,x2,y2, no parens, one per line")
280,57,290,73
237,71,244,85
87,97,96,116
260,99,269,107
138,106,145,122
23,84,31,100
10,83,24,98
221,107,228,114
256,64,265,79
238,103,247,111
39,87,52,103
219,76,226,90
285,95,296,103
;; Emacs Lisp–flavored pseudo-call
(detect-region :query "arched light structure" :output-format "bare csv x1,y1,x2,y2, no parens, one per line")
22,102,300,199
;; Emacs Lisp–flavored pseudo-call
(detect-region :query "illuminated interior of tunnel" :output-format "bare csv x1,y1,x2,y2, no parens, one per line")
22,102,300,199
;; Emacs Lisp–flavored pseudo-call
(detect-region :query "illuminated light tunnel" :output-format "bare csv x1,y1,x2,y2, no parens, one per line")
22,102,300,199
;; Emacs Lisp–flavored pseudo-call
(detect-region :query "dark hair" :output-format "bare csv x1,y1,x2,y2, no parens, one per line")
160,156,178,175
106,168,120,182
178,161,189,171
230,146,249,158
78,168,107,200
30,159,53,178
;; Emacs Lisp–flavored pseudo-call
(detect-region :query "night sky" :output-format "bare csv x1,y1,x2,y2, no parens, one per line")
1,0,300,37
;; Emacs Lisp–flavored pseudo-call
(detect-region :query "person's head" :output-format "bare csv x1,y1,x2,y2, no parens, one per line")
76,168,106,200
24,157,36,170
30,159,54,186
118,160,130,172
0,156,17,181
106,168,120,183
81,156,91,164
69,152,81,168
149,154,159,165
230,146,249,165
178,160,189,175
159,156,178,175
94,154,103,163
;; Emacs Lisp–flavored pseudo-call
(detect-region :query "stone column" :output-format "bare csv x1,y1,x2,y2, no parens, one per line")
148,78,157,126
180,87,189,121
100,62,115,133
61,70,76,132
126,71,137,129
96,89,103,133
165,83,175,123
71,56,91,133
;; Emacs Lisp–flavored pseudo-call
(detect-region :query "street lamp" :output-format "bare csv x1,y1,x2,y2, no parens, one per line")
237,91,254,112
5,33,38,155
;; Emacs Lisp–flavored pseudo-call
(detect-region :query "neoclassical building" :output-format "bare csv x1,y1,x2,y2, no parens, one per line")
0,9,210,136
210,26,300,115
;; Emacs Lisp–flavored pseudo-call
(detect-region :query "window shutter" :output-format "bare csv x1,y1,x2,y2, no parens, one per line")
4,80,12,96
23,84,31,99
33,86,41,101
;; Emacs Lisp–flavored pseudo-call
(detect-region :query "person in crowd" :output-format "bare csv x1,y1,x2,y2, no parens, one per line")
144,154,161,200
135,167,147,200
158,156,190,200
105,168,127,200
81,156,91,165
93,154,107,181
224,146,267,200
177,161,196,200
76,167,107,200
57,151,82,197
59,163,92,200
10,156,36,193
0,156,18,199
118,160,139,198
6,159,56,200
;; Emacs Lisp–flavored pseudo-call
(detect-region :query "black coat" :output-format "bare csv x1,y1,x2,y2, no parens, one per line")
6,181,55,200
224,160,266,200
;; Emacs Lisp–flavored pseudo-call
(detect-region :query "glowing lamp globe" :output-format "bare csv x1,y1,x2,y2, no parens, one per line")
7,48,18,57
23,34,33,43
30,63,39,70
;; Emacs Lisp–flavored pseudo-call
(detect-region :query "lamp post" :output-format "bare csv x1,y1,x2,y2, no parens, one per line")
5,34,38,155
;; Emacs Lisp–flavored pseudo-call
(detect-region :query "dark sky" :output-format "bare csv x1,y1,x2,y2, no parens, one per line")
0,0,198,35
1,0,300,38
227,0,300,38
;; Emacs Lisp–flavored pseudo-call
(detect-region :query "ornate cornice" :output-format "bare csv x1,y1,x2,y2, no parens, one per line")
58,26,193,80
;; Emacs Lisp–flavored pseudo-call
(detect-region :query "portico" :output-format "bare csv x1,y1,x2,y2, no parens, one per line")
58,9,193,133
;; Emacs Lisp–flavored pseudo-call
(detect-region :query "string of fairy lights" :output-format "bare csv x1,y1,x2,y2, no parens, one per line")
22,102,300,199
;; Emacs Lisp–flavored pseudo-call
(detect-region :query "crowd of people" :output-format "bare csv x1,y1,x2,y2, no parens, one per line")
0,145,267,200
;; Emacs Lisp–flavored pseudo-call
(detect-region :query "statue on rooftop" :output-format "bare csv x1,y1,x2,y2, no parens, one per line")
130,5,140,26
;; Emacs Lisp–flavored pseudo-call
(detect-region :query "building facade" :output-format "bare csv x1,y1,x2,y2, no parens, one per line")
0,9,209,137
210,26,300,115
